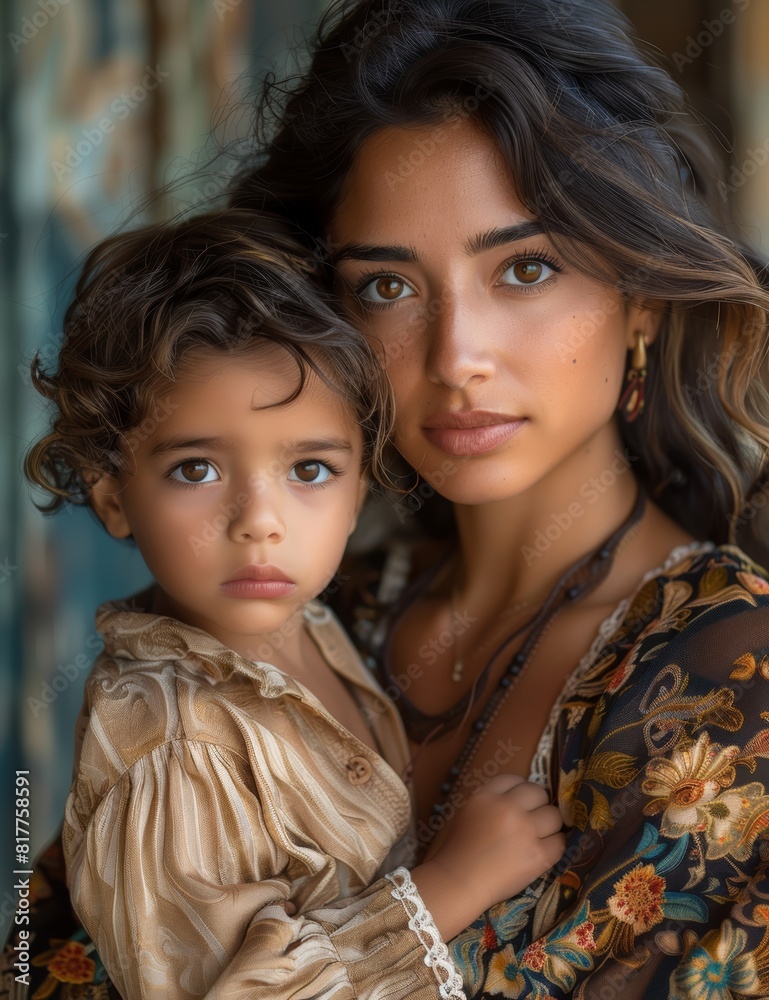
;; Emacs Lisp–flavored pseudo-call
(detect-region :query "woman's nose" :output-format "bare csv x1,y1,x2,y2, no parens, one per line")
226,478,286,544
423,290,496,389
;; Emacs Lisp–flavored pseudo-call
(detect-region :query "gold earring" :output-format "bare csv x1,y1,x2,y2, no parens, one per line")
618,332,647,422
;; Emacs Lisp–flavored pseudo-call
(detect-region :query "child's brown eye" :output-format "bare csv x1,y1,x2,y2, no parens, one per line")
288,461,332,485
169,460,218,485
180,461,210,482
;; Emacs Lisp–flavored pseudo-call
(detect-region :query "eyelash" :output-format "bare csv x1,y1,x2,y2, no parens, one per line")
351,246,565,307
164,459,345,490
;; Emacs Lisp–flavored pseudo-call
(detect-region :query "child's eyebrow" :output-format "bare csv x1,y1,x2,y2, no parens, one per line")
149,436,227,456
148,436,355,457
289,438,354,455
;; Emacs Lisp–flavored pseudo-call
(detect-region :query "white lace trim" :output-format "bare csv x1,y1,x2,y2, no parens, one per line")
385,867,467,1000
528,541,715,790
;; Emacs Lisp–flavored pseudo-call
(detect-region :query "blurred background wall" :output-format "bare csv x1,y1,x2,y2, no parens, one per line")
1,0,767,935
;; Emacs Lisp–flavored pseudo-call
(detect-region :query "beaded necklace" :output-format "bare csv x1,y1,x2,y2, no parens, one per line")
379,488,647,823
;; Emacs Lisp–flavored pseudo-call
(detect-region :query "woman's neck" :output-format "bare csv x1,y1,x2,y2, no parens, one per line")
451,425,642,611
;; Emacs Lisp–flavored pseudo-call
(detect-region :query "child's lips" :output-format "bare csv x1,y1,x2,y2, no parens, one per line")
221,564,296,599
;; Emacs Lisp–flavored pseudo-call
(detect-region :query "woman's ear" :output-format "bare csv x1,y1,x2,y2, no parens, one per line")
625,298,665,350
89,474,132,539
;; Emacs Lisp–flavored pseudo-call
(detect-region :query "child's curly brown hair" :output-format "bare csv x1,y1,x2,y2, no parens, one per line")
24,209,395,514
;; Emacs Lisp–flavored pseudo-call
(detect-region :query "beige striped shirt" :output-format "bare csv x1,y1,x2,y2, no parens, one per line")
63,595,449,999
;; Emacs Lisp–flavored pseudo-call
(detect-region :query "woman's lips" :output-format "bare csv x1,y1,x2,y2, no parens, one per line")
422,412,527,457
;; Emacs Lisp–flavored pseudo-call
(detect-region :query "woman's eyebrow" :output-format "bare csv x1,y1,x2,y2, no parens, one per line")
331,225,545,263
464,221,545,255
332,242,418,264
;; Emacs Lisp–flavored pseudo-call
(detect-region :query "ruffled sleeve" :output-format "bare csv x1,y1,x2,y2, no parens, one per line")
64,738,459,999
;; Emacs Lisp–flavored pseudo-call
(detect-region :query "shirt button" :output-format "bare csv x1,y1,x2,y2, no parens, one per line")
347,756,372,784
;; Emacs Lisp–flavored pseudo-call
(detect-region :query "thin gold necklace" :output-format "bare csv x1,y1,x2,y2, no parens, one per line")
448,585,530,683
425,489,648,830
380,487,647,748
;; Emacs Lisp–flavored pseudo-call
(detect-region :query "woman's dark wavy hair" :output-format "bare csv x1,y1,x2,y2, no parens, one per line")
229,0,769,552
25,209,394,513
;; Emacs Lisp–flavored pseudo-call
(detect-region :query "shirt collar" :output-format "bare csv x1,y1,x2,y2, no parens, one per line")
94,588,382,700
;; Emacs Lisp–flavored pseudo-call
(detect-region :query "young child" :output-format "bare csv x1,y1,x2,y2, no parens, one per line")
24,210,565,1000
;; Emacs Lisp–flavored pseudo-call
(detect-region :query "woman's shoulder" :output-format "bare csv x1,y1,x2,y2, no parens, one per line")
649,540,768,586
625,541,769,630
532,541,769,723
583,541,769,702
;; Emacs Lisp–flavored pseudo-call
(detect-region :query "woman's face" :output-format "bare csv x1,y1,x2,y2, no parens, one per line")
330,119,649,505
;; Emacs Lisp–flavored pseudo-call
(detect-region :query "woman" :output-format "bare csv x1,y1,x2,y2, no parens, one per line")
228,0,769,996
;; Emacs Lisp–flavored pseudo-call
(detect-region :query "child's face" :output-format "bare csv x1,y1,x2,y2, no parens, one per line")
91,348,367,659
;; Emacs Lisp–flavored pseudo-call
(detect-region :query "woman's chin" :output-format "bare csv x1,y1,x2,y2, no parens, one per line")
419,473,532,507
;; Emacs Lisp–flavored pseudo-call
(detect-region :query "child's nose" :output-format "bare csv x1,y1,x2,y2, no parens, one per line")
225,477,286,544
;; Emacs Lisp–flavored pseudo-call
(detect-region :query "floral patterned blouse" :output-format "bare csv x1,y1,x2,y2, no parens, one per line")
434,542,769,999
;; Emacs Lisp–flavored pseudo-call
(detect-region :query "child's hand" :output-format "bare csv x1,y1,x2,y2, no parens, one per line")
411,774,565,941
433,773,565,900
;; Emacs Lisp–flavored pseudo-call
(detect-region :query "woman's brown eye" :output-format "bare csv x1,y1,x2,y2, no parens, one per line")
499,258,556,289
513,261,543,283
375,278,405,299
358,274,415,304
